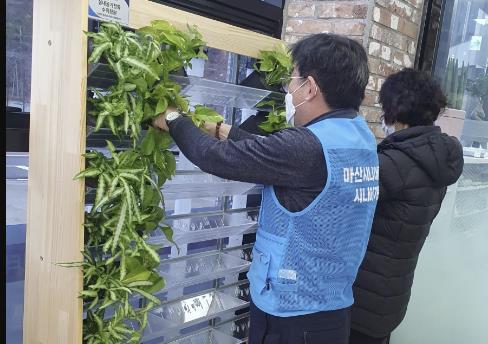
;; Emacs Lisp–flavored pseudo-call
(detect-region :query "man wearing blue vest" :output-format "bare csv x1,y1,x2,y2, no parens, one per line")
153,33,379,344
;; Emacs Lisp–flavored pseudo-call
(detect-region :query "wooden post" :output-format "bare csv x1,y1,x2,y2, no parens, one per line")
23,0,88,343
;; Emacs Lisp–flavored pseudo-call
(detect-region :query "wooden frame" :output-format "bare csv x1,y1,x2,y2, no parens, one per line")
129,0,282,57
24,0,88,343
24,0,282,343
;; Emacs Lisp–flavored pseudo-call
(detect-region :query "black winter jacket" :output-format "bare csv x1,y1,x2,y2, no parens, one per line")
351,126,464,337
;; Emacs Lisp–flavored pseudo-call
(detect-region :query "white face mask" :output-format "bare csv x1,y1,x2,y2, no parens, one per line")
381,118,395,136
285,79,313,127
285,93,296,126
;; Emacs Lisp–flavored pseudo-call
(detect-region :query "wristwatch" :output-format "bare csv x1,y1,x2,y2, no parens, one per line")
165,111,182,125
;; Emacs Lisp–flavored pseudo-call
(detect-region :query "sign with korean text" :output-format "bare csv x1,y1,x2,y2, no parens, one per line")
88,0,129,27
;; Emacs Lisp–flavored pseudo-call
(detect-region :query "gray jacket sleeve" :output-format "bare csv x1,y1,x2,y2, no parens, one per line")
168,116,326,188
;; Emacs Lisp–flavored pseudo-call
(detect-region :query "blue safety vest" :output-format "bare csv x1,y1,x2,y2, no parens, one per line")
247,115,379,316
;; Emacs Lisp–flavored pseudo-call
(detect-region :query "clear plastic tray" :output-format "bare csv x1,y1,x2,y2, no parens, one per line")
159,252,250,290
162,179,262,200
223,244,254,262
166,329,245,344
170,74,283,110
87,63,284,110
147,211,258,247
219,281,251,303
165,197,225,217
214,314,250,341
143,291,248,341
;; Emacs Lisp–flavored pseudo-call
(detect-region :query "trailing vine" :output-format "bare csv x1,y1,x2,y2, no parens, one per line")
63,20,223,344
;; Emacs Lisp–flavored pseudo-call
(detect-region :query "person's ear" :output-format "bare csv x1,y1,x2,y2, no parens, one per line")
305,75,319,100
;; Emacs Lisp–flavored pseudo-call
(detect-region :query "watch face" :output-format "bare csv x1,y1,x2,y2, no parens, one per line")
166,112,180,121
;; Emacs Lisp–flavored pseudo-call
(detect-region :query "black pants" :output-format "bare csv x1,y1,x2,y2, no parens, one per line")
249,300,351,344
349,329,390,344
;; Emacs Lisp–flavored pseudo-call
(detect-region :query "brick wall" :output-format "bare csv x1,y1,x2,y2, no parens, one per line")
282,0,425,139
364,0,424,138
283,1,371,45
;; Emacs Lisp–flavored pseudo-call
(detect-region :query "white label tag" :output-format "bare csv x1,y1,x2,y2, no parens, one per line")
278,269,297,281
88,0,129,27
181,293,213,323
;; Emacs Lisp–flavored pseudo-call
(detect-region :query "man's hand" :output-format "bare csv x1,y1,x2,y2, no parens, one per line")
152,106,178,132
204,121,217,136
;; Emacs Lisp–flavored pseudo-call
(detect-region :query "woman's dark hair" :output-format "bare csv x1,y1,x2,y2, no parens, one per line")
379,68,447,126
291,34,369,111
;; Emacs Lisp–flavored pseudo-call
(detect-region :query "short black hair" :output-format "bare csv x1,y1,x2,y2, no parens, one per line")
291,33,369,111
379,68,447,126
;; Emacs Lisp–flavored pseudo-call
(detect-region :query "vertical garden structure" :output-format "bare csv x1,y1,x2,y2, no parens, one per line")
24,0,282,343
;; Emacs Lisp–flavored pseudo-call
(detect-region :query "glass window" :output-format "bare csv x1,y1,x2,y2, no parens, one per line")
6,0,33,343
392,1,488,343
6,0,33,112
433,0,487,123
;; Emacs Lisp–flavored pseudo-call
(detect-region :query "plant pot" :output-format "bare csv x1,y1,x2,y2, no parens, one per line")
171,66,188,77
435,108,466,139
238,110,270,136
239,70,282,93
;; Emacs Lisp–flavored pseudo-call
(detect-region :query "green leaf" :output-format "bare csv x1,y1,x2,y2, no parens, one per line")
112,200,127,252
257,59,275,72
148,20,174,32
162,150,176,178
140,128,156,156
143,273,165,294
118,173,141,183
88,42,111,64
192,105,224,124
105,252,121,265
174,95,189,113
92,311,105,333
107,116,118,136
99,299,116,310
141,241,160,264
143,103,154,122
127,280,153,288
113,60,125,81
121,57,160,80
154,131,173,149
123,83,137,92
155,97,168,115
255,100,277,109
74,167,101,180
122,270,152,285
132,77,147,93
123,110,130,134
80,290,99,298
142,185,160,208
102,237,113,253
161,226,179,254
106,140,117,154
131,287,161,305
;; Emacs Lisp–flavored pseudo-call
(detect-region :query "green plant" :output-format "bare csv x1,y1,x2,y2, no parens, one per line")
253,42,293,87
253,43,292,133
257,100,289,133
467,67,488,120
62,20,223,344
442,57,468,110
86,22,220,145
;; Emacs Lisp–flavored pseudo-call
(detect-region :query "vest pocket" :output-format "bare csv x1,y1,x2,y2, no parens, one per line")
247,246,271,294
270,279,298,292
